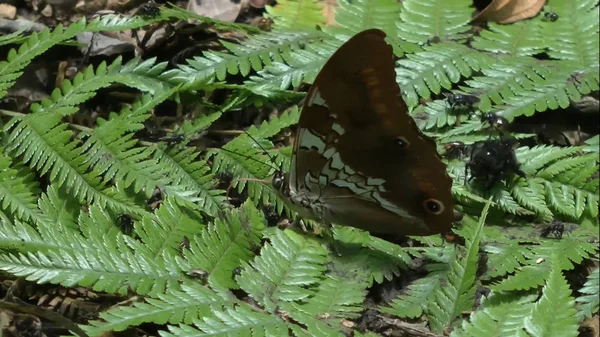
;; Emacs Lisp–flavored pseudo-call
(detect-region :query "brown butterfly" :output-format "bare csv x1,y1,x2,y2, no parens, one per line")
272,29,457,236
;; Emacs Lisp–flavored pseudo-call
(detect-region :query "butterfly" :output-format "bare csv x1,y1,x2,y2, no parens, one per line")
271,29,457,236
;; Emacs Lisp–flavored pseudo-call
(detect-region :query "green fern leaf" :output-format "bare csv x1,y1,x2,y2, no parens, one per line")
36,184,81,230
134,196,208,257
82,88,174,197
81,284,232,335
160,305,291,337
265,0,324,31
0,209,187,296
0,151,43,224
472,20,546,56
450,292,537,337
524,256,579,337
396,0,472,45
491,237,598,292
576,266,599,320
237,229,329,312
396,43,492,107
542,0,599,68
327,0,401,36
155,146,226,216
380,272,442,318
179,201,264,290
482,242,529,279
427,202,491,334
289,274,366,322
0,20,86,99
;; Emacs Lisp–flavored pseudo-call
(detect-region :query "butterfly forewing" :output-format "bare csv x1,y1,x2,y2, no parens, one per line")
282,29,455,236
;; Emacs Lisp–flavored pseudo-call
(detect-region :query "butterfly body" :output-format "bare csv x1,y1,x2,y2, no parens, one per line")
274,29,456,236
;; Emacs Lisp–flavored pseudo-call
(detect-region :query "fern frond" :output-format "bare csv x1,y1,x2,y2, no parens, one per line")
5,112,143,215
396,0,472,44
134,196,208,257
576,266,599,320
288,274,366,326
482,242,529,279
396,43,492,107
380,273,442,318
0,20,86,99
450,292,537,337
82,88,174,196
427,202,490,334
160,305,291,337
37,184,81,230
246,38,339,92
472,20,546,56
265,0,324,31
454,145,599,221
0,212,186,296
0,151,43,224
542,0,599,68
236,230,329,312
163,30,328,89
179,201,264,290
155,146,226,216
81,283,232,336
491,237,598,292
524,256,579,337
328,0,401,36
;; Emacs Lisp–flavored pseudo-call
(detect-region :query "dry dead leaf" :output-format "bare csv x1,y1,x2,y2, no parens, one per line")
322,0,338,26
472,0,546,24
187,0,246,22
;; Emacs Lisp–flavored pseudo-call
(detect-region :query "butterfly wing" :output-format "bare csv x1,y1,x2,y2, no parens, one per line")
291,29,455,235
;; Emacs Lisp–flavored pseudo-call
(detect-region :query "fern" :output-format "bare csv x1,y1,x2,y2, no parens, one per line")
576,266,599,320
379,273,442,318
396,43,492,107
427,202,491,333
472,20,546,56
178,201,264,290
450,145,599,222
450,292,538,337
396,0,472,45
160,305,293,337
82,284,233,335
265,0,325,31
236,230,330,312
0,150,43,224
327,0,402,37
523,256,579,337
490,236,598,292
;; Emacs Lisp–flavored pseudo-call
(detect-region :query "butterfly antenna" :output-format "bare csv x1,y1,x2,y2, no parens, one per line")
241,129,281,170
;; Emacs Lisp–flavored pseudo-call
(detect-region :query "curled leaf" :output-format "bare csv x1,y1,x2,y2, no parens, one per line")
472,0,547,24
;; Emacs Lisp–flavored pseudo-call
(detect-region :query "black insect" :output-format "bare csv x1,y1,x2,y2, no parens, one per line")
136,1,161,18
160,134,186,146
186,269,209,282
466,137,525,189
117,214,134,235
446,93,480,114
147,186,164,211
480,112,509,132
180,236,190,250
541,220,565,239
543,11,559,22
443,141,469,160
232,267,242,277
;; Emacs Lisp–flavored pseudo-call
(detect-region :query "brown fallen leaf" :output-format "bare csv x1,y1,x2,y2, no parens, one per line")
472,0,546,24
322,0,338,26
